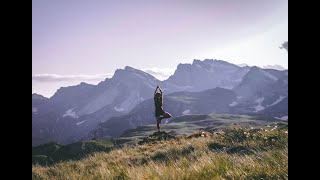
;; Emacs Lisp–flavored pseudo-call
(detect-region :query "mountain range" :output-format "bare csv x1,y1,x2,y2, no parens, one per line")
32,59,288,146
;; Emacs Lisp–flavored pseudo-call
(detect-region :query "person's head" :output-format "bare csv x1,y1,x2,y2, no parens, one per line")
155,92,161,97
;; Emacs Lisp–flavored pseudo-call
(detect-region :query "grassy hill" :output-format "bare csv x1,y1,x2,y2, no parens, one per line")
32,140,113,166
32,123,287,179
115,113,283,146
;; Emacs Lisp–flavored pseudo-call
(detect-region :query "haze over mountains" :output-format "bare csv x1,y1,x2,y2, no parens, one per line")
32,59,288,146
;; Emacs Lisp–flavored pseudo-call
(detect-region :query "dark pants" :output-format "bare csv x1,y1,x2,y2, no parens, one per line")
155,107,172,131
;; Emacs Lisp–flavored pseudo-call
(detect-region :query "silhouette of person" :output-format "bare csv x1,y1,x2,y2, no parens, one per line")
154,85,172,131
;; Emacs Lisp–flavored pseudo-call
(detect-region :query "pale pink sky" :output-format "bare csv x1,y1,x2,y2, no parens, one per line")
32,0,288,97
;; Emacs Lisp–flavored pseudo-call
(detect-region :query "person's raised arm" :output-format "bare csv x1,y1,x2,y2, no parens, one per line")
159,86,163,105
158,86,163,94
154,85,159,95
154,85,159,107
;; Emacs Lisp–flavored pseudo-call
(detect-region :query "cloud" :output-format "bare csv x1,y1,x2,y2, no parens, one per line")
142,67,176,80
262,65,286,70
31,68,176,97
32,73,112,82
236,63,249,67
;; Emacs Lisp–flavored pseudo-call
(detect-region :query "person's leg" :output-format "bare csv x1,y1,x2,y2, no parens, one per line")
162,112,172,118
158,112,171,123
156,117,160,131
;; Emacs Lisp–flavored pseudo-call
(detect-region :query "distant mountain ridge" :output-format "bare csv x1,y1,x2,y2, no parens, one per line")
164,59,250,91
32,59,288,146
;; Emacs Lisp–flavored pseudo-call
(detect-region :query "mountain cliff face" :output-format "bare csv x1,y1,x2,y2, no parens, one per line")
76,66,161,116
231,67,288,114
32,60,288,146
32,66,161,145
233,67,287,98
164,59,250,91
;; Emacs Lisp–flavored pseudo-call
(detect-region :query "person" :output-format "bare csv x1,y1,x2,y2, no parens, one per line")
154,85,172,131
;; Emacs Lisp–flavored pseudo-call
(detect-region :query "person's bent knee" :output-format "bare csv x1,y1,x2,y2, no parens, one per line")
164,112,172,118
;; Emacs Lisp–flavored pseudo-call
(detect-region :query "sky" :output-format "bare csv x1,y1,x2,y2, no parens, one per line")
32,0,288,98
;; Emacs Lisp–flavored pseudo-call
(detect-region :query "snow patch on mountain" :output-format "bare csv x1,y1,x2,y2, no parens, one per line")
182,109,190,115
229,101,238,107
62,108,79,118
267,96,285,107
253,97,265,112
114,106,124,112
76,120,86,125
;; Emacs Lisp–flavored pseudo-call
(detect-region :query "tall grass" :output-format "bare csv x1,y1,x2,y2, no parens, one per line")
32,125,288,179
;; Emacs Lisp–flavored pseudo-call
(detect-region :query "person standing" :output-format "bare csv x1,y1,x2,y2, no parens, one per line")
154,85,172,131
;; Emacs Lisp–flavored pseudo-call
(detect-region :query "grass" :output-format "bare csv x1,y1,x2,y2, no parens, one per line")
116,113,283,146
32,123,287,179
32,140,113,166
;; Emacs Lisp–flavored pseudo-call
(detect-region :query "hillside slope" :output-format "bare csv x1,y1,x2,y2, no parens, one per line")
32,123,288,179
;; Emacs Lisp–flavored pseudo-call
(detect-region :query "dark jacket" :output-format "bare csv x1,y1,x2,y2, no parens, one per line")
154,88,165,117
